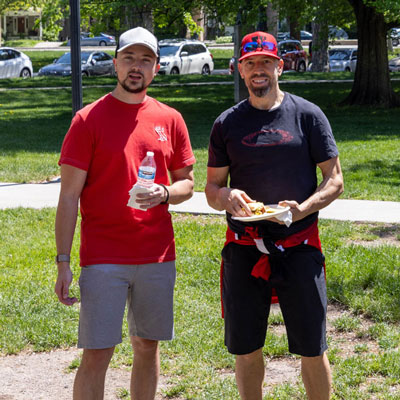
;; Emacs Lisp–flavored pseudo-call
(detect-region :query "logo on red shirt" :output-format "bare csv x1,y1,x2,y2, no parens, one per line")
155,126,168,141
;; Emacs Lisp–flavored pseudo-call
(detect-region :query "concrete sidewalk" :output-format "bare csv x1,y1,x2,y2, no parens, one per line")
1,181,399,223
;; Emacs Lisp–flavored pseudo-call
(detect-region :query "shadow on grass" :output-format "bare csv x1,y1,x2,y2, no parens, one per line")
1,81,400,156
347,160,400,178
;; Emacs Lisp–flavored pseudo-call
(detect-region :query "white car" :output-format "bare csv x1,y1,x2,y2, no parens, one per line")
329,48,357,72
158,39,214,75
0,47,33,79
389,56,400,72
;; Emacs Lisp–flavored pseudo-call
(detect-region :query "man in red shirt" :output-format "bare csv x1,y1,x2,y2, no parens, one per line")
55,27,195,399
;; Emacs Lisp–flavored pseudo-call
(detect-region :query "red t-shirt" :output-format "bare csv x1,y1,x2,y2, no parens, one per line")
59,93,195,266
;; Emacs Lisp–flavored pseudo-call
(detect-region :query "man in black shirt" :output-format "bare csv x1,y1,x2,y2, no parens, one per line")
206,31,344,400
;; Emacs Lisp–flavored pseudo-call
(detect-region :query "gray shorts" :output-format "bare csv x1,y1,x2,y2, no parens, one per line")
78,262,176,349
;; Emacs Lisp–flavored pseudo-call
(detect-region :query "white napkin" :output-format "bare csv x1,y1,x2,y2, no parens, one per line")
127,184,154,210
276,209,292,227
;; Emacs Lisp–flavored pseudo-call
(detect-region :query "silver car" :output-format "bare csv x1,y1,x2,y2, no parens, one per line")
0,47,33,79
329,48,357,72
389,56,400,72
67,32,116,46
38,51,115,77
158,39,214,75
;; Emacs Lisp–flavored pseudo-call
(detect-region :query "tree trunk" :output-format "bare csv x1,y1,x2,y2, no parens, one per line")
289,18,300,41
345,0,400,107
257,6,267,31
234,16,248,103
266,3,278,38
310,20,329,72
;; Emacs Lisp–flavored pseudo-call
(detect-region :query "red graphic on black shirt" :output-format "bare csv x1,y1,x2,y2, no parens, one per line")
241,129,293,147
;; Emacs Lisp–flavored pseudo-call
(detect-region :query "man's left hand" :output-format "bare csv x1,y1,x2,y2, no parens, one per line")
278,200,302,223
135,184,167,209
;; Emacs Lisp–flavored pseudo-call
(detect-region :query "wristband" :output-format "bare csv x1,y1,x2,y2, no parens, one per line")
55,254,70,263
159,184,169,204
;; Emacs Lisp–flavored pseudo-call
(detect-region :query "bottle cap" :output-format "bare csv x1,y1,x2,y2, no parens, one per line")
146,151,154,156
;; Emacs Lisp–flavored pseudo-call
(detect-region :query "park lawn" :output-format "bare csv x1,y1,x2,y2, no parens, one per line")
1,79,400,200
0,208,399,399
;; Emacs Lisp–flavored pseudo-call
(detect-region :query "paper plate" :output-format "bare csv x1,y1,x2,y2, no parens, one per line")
232,205,290,222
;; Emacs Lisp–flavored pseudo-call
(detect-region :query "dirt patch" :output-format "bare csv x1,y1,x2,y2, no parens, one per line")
0,349,172,400
0,303,388,399
348,223,400,247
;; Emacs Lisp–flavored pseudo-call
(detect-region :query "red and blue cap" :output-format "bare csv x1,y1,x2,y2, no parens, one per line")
239,31,280,62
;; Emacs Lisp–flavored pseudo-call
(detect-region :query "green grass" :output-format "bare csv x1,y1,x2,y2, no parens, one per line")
209,48,233,69
3,39,43,48
0,210,399,399
1,78,399,200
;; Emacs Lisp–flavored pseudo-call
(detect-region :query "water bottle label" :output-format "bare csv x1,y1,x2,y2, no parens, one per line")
138,169,155,180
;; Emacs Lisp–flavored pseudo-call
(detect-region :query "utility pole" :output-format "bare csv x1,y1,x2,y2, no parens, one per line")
69,0,82,115
234,9,248,103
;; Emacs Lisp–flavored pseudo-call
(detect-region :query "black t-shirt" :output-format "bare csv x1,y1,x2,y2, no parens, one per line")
208,92,339,239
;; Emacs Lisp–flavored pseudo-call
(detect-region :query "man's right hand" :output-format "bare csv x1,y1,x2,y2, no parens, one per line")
54,263,78,306
221,188,254,217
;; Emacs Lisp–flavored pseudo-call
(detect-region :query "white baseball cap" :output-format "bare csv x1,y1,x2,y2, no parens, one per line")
117,27,159,57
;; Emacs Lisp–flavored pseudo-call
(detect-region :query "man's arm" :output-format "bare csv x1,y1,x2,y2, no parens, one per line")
167,165,195,204
205,166,253,217
280,156,344,222
136,165,195,209
54,164,87,306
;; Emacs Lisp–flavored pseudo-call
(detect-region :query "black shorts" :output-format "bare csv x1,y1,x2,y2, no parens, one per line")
221,242,328,357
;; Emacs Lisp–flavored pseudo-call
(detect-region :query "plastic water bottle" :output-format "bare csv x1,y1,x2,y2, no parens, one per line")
136,151,156,188
127,151,156,209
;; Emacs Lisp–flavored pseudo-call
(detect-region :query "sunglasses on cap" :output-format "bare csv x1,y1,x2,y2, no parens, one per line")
243,41,277,53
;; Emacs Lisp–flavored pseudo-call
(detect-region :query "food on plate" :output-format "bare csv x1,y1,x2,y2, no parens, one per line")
247,202,266,215
245,201,278,215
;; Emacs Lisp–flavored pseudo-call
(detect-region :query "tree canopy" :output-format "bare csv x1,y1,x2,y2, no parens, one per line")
3,0,399,106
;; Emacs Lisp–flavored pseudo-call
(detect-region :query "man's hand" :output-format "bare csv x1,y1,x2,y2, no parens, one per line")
278,200,302,222
135,184,168,210
55,264,78,306
221,188,254,217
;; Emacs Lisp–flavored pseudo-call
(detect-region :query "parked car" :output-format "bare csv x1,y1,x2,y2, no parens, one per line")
329,48,357,72
38,51,115,77
389,28,400,47
230,39,307,74
158,39,214,75
279,40,308,71
277,31,312,41
0,47,32,79
277,32,290,41
67,32,116,46
389,56,400,72
300,30,313,40
329,26,349,40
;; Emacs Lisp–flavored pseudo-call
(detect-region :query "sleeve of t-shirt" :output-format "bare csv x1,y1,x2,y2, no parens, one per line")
307,106,339,164
207,118,230,168
58,112,94,171
169,112,196,171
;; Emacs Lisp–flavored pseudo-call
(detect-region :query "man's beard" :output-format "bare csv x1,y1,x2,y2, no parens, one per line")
117,72,149,94
248,74,273,98
250,86,271,98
